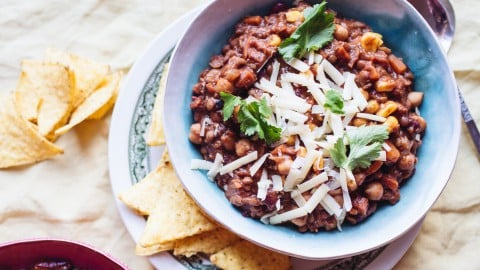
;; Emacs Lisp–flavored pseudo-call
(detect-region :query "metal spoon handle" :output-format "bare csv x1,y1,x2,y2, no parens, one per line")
458,88,480,154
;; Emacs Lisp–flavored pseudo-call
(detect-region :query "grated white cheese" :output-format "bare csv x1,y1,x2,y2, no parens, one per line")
322,60,345,86
329,113,345,137
376,150,387,161
286,58,310,72
284,150,321,190
270,60,280,84
292,191,307,207
190,159,214,171
308,50,315,65
314,53,323,64
269,207,308,225
297,172,328,193
271,96,311,113
304,184,330,213
249,153,270,176
199,117,212,137
356,113,387,123
382,142,392,152
207,153,224,180
219,151,258,175
311,105,324,115
320,193,343,217
342,72,355,100
281,109,308,124
272,175,283,191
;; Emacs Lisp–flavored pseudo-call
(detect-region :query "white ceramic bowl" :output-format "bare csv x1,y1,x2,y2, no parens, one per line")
164,0,459,260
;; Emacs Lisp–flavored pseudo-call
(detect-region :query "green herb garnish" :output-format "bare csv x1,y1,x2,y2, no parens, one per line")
220,92,282,144
324,89,345,114
279,1,335,61
330,125,389,171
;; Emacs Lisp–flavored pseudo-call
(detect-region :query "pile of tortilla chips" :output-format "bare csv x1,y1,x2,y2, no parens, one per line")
119,151,291,270
0,49,121,169
120,64,290,269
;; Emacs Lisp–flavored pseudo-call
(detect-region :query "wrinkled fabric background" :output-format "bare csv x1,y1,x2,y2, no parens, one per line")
0,0,478,269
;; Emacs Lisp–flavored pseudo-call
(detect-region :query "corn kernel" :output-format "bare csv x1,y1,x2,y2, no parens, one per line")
286,10,303,22
365,100,380,114
268,34,282,47
375,76,396,92
360,32,383,52
384,116,399,133
376,101,398,117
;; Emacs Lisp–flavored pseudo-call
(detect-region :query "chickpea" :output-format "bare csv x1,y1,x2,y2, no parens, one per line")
220,132,235,151
398,153,416,171
408,92,424,108
352,117,367,127
189,123,203,144
365,182,384,201
277,156,293,175
384,116,400,133
384,140,400,163
365,100,380,114
286,10,303,22
235,139,253,157
334,24,349,41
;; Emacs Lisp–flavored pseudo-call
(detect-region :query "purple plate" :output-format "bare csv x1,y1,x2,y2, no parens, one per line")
0,238,128,270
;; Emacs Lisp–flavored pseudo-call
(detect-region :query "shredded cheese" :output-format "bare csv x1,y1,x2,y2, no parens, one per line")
207,153,224,180
269,207,308,225
297,172,328,193
272,175,283,191
249,153,270,176
304,184,330,213
356,113,387,123
286,58,310,72
219,151,258,175
190,159,213,170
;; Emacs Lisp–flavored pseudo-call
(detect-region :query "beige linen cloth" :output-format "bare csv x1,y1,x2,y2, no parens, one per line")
0,0,478,269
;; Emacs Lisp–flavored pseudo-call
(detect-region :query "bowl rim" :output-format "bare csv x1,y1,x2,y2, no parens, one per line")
164,0,460,260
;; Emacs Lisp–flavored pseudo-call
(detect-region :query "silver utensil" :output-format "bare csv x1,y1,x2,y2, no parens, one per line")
408,0,480,154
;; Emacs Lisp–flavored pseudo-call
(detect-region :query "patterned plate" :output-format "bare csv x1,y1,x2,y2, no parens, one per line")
108,5,423,270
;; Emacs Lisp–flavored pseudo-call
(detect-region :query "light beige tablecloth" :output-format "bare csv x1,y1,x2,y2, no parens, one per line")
0,1,478,269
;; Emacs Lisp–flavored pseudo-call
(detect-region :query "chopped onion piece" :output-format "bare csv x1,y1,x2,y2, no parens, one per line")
199,117,211,137
304,184,330,213
322,60,345,86
269,207,308,225
382,142,392,151
286,58,310,72
219,151,258,175
356,113,387,123
376,150,387,161
190,159,214,170
249,153,270,176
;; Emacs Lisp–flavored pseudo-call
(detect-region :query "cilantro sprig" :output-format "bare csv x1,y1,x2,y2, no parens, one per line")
330,125,388,171
279,1,335,61
220,92,281,144
324,89,344,114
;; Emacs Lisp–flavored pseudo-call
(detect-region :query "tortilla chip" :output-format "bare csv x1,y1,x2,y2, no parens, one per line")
118,159,166,216
0,94,63,168
139,160,217,247
210,240,291,270
86,79,119,120
135,242,175,256
146,63,169,146
14,60,74,138
55,71,121,136
174,227,241,257
45,48,110,108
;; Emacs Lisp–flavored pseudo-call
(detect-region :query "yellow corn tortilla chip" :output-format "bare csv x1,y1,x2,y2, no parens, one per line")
146,63,169,146
55,71,121,136
139,159,217,247
0,94,63,169
86,80,119,120
14,60,74,138
210,240,291,270
45,48,110,108
118,159,166,216
173,227,241,257
135,242,175,256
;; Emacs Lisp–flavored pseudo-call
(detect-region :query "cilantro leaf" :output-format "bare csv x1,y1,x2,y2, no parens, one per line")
330,125,388,170
324,89,345,114
220,93,281,144
279,1,335,61
220,92,241,121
